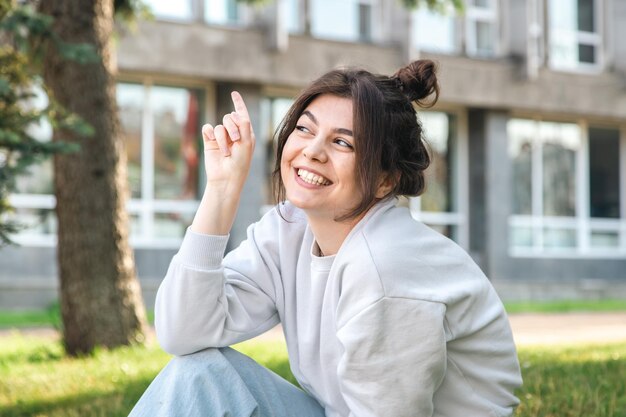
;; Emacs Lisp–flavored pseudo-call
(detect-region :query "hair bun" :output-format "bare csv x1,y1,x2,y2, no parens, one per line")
393,59,439,108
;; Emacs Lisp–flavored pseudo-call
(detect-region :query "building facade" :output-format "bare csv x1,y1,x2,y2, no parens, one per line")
2,0,626,310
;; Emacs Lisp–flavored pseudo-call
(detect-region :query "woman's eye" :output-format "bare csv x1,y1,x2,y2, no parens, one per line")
295,125,311,134
334,138,354,149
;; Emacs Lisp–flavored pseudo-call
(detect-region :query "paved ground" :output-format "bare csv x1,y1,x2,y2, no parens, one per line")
508,312,626,346
3,312,626,347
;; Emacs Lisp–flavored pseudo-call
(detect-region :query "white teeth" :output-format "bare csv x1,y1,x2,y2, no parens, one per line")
297,169,330,186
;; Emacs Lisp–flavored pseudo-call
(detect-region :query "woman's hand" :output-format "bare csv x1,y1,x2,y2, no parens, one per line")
201,91,255,191
191,91,256,235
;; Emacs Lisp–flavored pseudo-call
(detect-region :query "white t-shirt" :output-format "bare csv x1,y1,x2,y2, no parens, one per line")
155,199,522,417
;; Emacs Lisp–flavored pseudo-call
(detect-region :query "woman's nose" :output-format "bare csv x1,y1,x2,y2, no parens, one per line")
303,137,328,162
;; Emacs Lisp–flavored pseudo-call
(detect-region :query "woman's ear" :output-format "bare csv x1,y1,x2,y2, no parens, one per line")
375,172,398,199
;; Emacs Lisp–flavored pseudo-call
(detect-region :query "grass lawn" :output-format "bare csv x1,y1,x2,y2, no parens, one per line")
504,299,626,314
0,332,625,417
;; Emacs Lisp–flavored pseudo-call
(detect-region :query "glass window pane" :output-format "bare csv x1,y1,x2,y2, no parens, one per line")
287,0,301,33
358,3,372,42
264,98,294,204
540,122,580,217
144,0,193,20
117,83,144,199
412,8,457,54
508,119,534,215
475,21,495,56
129,214,142,238
420,112,456,213
311,0,359,41
152,86,202,200
510,226,534,247
12,207,57,236
589,127,620,218
14,159,54,195
471,0,490,7
578,43,595,63
590,231,619,247
550,0,578,31
577,0,595,32
205,0,239,24
15,86,54,195
154,212,194,238
543,227,577,248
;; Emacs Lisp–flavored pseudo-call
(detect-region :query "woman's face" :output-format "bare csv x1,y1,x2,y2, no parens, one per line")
280,94,362,221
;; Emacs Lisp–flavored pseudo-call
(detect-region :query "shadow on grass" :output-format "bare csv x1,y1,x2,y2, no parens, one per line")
0,376,152,417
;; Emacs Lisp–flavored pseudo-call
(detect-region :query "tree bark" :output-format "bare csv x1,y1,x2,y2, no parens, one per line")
39,0,148,355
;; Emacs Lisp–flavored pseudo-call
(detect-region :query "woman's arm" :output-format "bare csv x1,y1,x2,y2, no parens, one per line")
155,92,282,355
191,91,255,235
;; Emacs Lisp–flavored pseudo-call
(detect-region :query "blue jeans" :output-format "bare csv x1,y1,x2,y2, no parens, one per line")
128,347,326,417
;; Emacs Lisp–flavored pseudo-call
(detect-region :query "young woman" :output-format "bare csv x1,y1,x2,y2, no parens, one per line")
130,60,522,417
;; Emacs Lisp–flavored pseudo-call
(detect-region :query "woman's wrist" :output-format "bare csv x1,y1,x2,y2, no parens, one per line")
190,185,242,235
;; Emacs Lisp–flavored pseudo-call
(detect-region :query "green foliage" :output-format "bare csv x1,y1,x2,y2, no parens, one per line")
0,1,98,246
400,0,464,13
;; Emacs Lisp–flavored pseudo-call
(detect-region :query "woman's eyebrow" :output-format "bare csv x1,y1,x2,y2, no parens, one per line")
302,110,353,137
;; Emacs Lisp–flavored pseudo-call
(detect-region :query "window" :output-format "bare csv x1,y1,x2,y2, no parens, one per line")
205,0,239,25
118,83,203,245
143,0,193,20
465,0,499,57
508,119,625,256
409,112,467,246
410,0,498,57
411,6,458,54
548,0,603,71
9,86,56,244
310,0,375,42
588,127,621,248
260,97,294,209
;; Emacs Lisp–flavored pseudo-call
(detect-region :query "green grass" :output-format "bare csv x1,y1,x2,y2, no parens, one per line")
504,299,626,314
0,331,625,417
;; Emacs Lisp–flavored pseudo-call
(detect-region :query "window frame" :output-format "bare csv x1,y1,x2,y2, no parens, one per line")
465,0,501,57
547,0,605,73
508,116,626,258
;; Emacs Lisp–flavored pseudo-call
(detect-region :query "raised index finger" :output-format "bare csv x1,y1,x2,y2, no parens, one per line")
231,91,249,119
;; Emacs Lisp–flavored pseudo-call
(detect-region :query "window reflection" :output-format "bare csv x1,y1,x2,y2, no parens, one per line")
152,86,201,200
143,0,193,20
540,122,580,217
205,0,239,24
508,119,533,215
15,86,54,195
412,7,457,54
588,127,620,218
117,83,144,198
310,0,372,42
420,112,456,213
264,97,294,205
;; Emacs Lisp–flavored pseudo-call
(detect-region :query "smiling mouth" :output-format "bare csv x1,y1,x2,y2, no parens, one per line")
297,168,332,186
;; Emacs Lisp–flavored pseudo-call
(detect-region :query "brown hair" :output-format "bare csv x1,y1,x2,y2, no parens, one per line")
272,59,439,221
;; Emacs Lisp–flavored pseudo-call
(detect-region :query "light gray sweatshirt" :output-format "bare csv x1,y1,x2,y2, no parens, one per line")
155,199,522,417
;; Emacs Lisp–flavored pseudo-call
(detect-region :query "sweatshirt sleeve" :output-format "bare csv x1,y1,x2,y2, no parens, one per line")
155,214,284,356
336,297,447,417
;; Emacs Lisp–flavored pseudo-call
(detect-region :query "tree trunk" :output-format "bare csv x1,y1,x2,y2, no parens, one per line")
39,0,148,355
